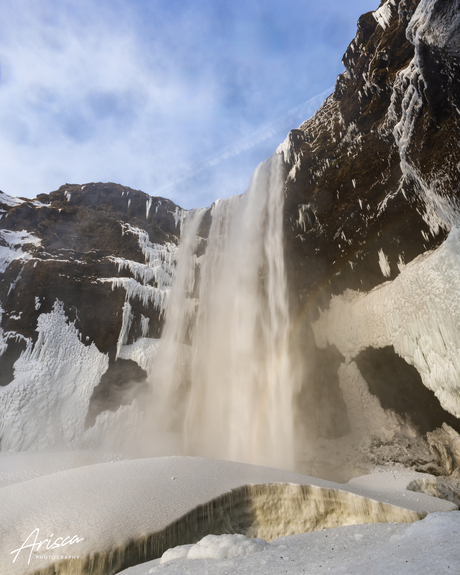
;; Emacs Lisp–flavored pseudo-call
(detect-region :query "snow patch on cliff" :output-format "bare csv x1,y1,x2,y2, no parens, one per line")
313,227,460,419
0,230,41,274
0,191,23,208
118,338,160,373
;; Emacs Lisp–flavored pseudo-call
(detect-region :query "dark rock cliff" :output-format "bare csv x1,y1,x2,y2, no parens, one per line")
281,0,460,473
0,183,181,393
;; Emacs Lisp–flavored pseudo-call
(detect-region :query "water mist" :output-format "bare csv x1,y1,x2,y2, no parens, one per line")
149,152,300,469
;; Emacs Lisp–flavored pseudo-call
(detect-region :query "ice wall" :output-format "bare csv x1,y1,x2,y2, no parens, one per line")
313,227,460,421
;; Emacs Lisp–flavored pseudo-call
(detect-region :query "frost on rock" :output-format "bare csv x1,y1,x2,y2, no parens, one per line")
378,249,391,277
313,228,460,419
382,0,460,233
0,301,109,450
407,0,460,55
373,0,396,30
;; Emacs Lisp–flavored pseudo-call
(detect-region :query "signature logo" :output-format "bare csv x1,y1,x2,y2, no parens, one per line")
11,528,84,565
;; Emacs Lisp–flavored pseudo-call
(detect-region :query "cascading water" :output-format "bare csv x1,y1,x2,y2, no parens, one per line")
150,152,299,469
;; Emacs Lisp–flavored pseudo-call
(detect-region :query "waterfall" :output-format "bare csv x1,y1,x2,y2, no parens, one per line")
150,152,299,469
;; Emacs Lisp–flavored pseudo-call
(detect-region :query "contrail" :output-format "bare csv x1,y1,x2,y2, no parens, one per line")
154,87,333,196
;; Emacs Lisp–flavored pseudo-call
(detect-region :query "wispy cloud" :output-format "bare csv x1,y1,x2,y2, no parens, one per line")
0,0,378,208
155,87,333,199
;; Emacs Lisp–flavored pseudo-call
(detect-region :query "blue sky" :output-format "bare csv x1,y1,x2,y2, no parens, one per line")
0,0,378,208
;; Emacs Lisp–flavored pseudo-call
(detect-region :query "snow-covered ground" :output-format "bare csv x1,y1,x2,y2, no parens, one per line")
121,512,460,575
0,453,457,575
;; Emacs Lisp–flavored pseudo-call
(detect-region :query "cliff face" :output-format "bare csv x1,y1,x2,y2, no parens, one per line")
0,183,182,449
0,183,181,356
281,0,460,474
283,0,460,304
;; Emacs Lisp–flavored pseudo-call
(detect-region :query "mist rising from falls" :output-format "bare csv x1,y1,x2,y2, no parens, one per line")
150,153,300,469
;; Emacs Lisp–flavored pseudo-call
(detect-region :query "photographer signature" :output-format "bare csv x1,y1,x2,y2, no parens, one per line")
11,528,84,565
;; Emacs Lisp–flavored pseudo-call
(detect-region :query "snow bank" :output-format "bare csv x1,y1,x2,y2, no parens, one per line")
1,457,452,575
313,228,460,419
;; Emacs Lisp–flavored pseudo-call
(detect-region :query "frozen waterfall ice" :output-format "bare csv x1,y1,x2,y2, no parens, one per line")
149,152,300,469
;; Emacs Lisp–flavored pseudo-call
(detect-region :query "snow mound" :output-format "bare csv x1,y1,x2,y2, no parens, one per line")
159,544,193,563
122,511,460,575
161,534,268,563
186,534,268,560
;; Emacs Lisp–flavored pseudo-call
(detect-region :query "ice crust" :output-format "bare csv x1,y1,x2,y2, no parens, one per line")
313,228,460,419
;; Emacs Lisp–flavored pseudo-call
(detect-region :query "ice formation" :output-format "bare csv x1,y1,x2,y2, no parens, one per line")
373,0,396,30
102,223,178,317
0,301,109,450
150,153,300,469
313,227,460,420
0,301,143,452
